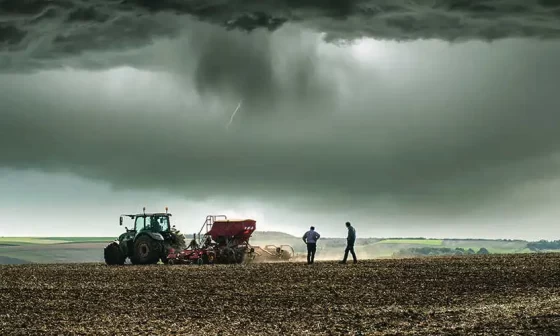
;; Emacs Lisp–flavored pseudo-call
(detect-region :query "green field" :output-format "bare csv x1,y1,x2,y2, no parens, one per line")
0,237,113,245
0,237,111,264
0,248,105,264
377,239,443,245
0,238,66,245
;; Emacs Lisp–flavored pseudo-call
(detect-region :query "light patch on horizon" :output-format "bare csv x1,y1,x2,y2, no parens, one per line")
2,168,560,240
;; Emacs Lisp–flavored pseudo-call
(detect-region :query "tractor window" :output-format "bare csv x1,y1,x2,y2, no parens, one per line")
144,215,169,232
134,216,145,231
155,216,170,232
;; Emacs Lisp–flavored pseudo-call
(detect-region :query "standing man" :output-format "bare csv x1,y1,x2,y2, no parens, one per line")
340,221,357,264
302,226,320,265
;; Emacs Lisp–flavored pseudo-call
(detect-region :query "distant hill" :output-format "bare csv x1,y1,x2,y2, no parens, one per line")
250,231,297,240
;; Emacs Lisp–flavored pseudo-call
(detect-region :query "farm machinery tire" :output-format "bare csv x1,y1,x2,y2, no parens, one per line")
104,242,125,265
222,247,236,264
133,235,162,265
235,248,246,264
218,247,241,264
202,253,210,264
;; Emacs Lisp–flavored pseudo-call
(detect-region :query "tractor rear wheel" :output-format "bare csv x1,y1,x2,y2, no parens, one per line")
104,242,125,265
133,235,161,265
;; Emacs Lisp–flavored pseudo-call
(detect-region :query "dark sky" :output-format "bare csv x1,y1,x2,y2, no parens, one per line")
1,0,560,239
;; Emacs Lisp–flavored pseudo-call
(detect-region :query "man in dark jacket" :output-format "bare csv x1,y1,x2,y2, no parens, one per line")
340,221,357,264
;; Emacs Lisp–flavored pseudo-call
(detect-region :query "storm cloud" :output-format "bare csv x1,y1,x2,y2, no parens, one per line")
2,35,560,219
2,0,560,71
1,0,560,237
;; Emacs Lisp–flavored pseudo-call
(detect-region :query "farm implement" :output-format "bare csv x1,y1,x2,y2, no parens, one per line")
248,245,295,262
104,208,295,266
166,215,295,265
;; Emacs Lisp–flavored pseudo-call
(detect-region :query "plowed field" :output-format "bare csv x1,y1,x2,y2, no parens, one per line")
1,254,559,335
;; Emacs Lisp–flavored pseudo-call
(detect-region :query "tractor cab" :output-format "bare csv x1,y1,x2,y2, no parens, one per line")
134,214,171,233
121,211,175,243
119,207,172,234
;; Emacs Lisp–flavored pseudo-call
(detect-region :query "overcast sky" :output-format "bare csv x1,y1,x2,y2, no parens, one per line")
1,0,560,239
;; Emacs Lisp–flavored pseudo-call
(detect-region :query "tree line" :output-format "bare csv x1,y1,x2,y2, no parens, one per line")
526,240,560,251
393,247,490,257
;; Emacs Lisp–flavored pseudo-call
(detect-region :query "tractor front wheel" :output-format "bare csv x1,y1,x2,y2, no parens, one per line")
104,242,125,265
133,235,161,265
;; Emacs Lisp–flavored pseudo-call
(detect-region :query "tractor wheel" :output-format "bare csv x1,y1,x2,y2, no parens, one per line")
133,235,161,265
104,242,125,265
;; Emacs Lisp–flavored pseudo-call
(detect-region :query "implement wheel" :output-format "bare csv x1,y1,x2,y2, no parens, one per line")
235,249,246,264
202,254,209,264
104,242,125,265
280,249,292,261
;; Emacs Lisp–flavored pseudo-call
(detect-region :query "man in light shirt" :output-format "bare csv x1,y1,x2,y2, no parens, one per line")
302,226,320,265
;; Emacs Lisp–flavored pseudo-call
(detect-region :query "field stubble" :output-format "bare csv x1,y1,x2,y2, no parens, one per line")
1,254,559,335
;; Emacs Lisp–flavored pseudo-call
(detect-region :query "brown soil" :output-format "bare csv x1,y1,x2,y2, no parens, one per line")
1,254,559,335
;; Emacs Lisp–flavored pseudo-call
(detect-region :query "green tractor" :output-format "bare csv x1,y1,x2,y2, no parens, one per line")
104,207,185,265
